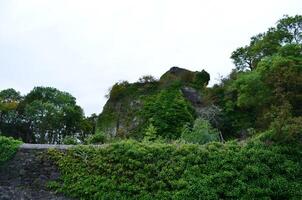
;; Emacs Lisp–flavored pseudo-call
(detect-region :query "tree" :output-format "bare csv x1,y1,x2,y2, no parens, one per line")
277,15,302,44
230,46,254,71
19,87,86,144
231,15,302,71
0,89,22,103
222,43,302,137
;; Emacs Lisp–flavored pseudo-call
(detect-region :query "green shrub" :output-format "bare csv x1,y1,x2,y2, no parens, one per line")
62,136,78,145
141,88,195,139
48,134,302,199
181,118,220,144
85,131,107,144
143,123,158,142
0,135,22,166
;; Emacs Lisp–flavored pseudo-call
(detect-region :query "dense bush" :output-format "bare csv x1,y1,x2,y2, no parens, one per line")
48,132,302,199
181,118,220,144
0,135,22,166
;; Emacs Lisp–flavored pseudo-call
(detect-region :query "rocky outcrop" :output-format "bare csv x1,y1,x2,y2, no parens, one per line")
96,67,209,138
181,86,203,107
0,144,73,200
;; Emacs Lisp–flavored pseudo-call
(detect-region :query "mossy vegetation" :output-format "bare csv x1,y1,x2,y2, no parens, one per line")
0,135,22,166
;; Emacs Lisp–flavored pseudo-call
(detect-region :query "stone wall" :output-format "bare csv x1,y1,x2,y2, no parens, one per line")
0,144,73,200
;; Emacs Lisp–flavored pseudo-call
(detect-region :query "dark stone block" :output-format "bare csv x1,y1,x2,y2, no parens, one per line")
0,148,72,200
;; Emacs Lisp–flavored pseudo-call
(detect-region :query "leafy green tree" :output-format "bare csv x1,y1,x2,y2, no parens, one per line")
230,46,254,71
0,89,22,103
215,15,302,138
277,15,302,44
19,87,86,144
231,15,302,71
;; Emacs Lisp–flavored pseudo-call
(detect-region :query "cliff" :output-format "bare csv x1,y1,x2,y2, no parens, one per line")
96,67,210,139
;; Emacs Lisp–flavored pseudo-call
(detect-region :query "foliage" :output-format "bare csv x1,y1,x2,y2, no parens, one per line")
85,131,107,144
48,131,302,199
141,87,195,140
181,118,219,144
0,87,93,144
231,15,302,71
0,89,22,103
21,87,86,144
277,15,302,44
0,135,22,166
0,89,23,139
143,123,158,142
106,81,130,101
62,136,78,145
138,75,157,83
210,15,302,138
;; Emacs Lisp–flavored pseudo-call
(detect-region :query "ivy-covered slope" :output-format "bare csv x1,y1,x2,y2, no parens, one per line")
48,131,302,200
96,67,210,139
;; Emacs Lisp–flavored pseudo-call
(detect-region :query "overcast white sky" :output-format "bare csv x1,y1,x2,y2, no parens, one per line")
0,0,301,115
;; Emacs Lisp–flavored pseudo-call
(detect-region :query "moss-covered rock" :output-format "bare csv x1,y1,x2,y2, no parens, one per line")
96,67,210,139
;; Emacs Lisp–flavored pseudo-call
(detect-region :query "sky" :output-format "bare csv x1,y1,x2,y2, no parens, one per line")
0,0,301,116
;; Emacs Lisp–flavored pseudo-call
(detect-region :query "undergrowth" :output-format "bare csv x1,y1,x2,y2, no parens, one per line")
48,132,302,199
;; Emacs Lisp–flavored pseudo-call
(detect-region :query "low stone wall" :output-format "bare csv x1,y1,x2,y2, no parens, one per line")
0,144,73,200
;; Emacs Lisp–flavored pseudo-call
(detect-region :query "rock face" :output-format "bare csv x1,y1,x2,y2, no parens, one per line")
96,67,208,138
181,86,203,107
0,145,72,200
